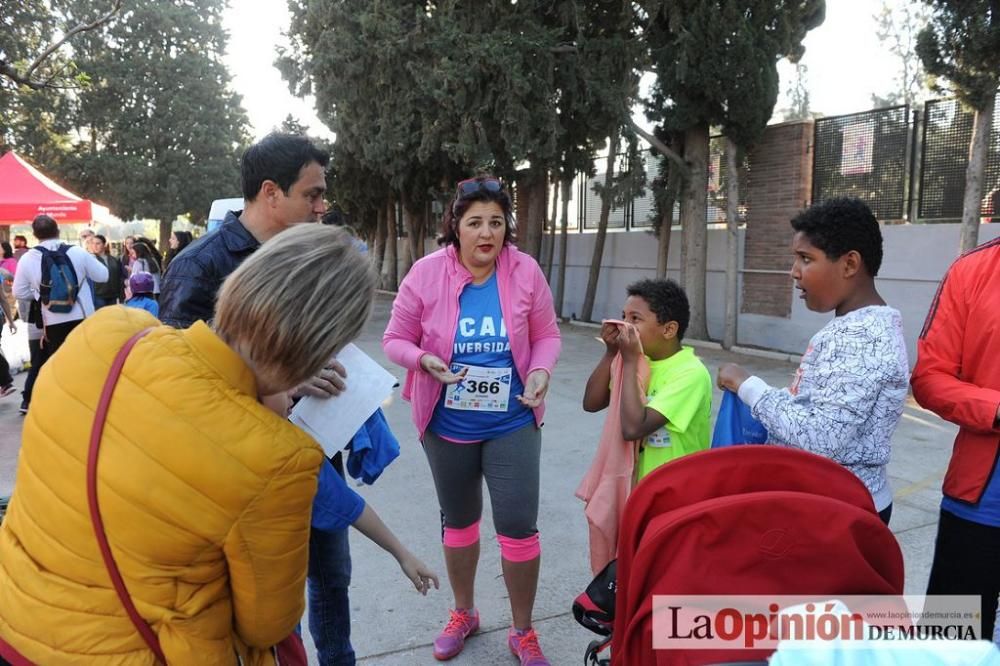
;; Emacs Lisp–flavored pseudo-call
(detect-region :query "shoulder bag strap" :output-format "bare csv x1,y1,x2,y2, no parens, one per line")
86,327,166,664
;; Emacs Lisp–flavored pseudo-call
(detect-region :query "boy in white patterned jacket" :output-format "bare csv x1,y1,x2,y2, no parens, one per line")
717,198,908,524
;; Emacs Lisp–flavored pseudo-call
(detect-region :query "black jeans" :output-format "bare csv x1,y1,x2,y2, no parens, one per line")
21,338,43,406
0,327,12,388
926,508,1000,640
22,319,81,407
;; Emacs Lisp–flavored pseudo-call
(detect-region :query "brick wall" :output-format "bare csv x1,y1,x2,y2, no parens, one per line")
742,120,814,317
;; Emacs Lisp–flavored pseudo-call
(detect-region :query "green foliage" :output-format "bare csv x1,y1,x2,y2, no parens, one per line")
281,0,456,223
591,134,647,207
782,63,814,120
871,0,931,109
917,0,1000,111
0,0,77,92
552,0,642,180
3,1,249,227
647,138,682,232
279,114,311,136
641,0,825,147
1,1,75,156
280,0,638,224
57,0,250,225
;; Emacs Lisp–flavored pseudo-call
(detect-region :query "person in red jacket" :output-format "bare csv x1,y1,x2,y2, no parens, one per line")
911,236,1000,641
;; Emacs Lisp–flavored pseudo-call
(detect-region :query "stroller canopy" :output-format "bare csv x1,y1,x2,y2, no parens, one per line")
611,446,903,666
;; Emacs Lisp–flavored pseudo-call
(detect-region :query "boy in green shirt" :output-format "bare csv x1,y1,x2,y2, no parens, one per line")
583,278,712,481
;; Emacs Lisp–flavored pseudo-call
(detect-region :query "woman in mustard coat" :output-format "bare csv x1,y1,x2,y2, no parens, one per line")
0,225,375,664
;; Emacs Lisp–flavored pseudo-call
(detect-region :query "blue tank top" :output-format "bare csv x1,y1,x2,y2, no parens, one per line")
941,468,1000,527
428,272,534,441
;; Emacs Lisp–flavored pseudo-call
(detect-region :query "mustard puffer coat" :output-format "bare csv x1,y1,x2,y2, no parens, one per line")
0,307,324,665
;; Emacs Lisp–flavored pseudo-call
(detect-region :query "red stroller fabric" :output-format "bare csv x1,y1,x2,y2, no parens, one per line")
610,446,904,666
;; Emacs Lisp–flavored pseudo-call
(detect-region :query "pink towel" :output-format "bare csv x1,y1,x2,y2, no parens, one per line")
575,352,650,575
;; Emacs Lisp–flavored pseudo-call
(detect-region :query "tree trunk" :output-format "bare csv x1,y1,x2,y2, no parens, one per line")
544,176,559,281
555,177,572,319
960,96,994,253
158,220,171,260
723,137,740,350
385,197,398,290
401,242,413,278
402,194,425,266
374,206,387,288
680,123,710,340
656,207,673,279
524,168,547,261
416,209,426,259
656,135,683,278
581,129,619,322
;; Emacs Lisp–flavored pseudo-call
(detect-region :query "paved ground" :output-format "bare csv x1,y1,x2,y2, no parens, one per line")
0,294,959,664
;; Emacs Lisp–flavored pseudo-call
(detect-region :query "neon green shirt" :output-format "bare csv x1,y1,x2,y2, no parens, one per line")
635,346,713,481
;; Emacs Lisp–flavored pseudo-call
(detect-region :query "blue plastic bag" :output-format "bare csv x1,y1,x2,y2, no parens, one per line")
711,390,768,448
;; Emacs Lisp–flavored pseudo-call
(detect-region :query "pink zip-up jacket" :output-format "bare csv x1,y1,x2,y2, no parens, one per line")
382,244,561,439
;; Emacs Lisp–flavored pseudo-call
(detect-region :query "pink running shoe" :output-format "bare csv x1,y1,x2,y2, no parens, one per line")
508,627,550,666
433,608,480,661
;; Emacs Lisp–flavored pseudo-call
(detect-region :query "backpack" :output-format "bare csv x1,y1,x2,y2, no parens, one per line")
37,244,80,314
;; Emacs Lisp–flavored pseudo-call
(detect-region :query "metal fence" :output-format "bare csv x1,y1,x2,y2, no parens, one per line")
579,151,633,231
561,95,999,233
577,138,749,231
706,135,750,225
812,106,910,220
921,96,1000,220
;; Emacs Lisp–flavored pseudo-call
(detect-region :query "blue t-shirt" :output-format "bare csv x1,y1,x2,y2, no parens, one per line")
941,463,1000,527
125,295,159,319
311,458,366,532
428,272,534,441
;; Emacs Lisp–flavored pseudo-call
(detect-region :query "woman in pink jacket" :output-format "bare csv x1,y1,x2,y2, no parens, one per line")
383,177,561,665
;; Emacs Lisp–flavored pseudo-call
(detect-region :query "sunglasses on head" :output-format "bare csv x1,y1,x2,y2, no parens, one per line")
456,177,502,197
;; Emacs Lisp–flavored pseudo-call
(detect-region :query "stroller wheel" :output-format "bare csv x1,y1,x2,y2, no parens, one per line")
584,637,612,666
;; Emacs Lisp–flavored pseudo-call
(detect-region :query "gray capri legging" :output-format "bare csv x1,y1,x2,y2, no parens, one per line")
422,423,541,539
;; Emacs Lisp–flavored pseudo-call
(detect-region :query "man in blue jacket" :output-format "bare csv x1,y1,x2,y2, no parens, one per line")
159,133,358,665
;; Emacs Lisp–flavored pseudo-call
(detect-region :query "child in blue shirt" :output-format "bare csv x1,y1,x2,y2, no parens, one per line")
125,272,159,318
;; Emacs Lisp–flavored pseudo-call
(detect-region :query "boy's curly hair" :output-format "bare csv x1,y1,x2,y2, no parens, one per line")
626,278,690,340
791,198,883,276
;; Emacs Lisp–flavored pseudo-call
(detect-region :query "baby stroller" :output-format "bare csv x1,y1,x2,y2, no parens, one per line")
573,446,904,666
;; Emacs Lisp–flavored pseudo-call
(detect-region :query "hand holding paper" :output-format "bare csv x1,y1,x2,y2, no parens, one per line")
289,344,397,456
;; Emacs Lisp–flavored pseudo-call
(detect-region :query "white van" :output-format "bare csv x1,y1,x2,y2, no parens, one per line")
207,198,244,234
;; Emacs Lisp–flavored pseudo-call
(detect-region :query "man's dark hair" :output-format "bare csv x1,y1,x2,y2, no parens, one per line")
31,214,59,240
791,198,883,277
321,209,343,226
95,234,107,244
626,278,690,340
439,177,516,248
13,235,27,244
241,133,329,201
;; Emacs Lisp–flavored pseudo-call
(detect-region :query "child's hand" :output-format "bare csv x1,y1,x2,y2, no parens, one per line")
517,369,550,408
294,360,348,399
399,554,440,596
599,320,622,356
717,363,751,393
420,354,468,385
617,323,642,363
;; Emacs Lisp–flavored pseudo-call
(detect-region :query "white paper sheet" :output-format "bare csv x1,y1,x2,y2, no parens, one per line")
289,343,397,456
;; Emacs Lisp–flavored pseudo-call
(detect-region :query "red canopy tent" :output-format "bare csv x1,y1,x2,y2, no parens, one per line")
0,151,102,225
